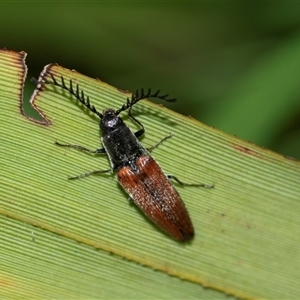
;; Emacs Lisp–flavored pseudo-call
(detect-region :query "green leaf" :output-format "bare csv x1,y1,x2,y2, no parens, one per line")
0,49,300,299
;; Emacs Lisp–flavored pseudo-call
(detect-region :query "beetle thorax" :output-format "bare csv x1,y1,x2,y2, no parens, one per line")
100,109,124,134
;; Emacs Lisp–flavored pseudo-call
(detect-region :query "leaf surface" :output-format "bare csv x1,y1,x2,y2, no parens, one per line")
0,49,299,299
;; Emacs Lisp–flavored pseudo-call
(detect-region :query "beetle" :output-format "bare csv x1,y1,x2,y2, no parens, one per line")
36,73,213,242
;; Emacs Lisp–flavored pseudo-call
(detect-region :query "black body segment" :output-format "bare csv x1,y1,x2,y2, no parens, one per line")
100,109,147,171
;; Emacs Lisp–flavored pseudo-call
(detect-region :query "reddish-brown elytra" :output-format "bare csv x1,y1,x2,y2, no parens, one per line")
118,155,197,241
35,73,213,242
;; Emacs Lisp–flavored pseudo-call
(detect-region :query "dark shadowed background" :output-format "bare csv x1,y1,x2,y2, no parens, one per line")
1,2,300,159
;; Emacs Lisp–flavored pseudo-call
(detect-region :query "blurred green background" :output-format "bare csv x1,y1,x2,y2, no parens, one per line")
1,2,300,159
